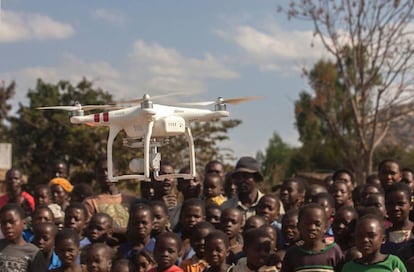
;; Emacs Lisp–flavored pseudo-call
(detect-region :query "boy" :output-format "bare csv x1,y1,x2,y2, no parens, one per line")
282,203,344,272
0,203,48,271
219,207,243,264
148,232,183,272
203,173,227,206
52,228,82,272
180,222,215,272
203,230,233,272
86,212,113,244
342,214,407,272
233,228,277,272
84,243,113,272
64,202,90,248
32,222,61,270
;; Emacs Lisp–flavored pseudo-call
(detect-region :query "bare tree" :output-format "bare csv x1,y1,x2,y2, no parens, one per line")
280,0,414,182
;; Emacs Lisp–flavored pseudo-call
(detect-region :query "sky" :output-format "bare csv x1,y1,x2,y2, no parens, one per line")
0,0,329,161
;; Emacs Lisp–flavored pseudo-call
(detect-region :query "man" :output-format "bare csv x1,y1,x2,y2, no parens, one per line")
0,168,34,217
83,157,135,242
221,156,264,221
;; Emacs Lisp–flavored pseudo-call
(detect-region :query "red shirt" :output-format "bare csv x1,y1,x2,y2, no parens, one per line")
147,265,184,272
0,192,35,212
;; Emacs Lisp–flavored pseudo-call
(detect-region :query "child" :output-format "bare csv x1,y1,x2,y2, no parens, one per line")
279,178,306,212
0,203,48,271
23,204,55,242
148,232,184,272
118,202,155,259
203,230,234,272
378,158,402,191
312,192,336,244
382,182,414,254
84,243,113,272
329,180,353,211
52,228,82,272
331,206,358,253
243,215,266,232
34,184,53,206
205,204,222,229
180,222,215,272
87,212,113,244
151,200,171,239
256,194,281,229
233,228,277,272
32,222,62,270
362,192,392,229
175,198,205,262
131,249,155,272
219,207,243,264
64,202,91,249
282,203,344,272
281,209,301,249
342,214,407,272
203,173,227,206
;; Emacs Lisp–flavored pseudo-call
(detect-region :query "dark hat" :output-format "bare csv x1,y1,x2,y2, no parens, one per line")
232,156,263,182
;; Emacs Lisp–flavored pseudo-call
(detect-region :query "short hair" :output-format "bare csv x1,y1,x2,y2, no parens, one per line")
205,230,229,248
150,200,169,215
357,206,384,219
243,228,271,247
191,222,215,241
90,212,113,226
55,228,80,247
402,167,414,174
155,232,182,252
282,208,299,223
332,168,355,185
112,259,136,271
258,194,281,210
33,205,55,220
71,184,93,199
85,243,112,260
361,183,384,195
244,215,267,232
0,203,25,219
366,173,380,184
65,202,88,220
33,222,57,235
385,182,412,199
282,177,307,193
131,249,155,266
204,172,223,184
356,214,385,234
378,158,401,172
298,203,327,222
180,198,205,218
205,160,223,172
34,184,51,195
311,192,335,208
129,202,154,222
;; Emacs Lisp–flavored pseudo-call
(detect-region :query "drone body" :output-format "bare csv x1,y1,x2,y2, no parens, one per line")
39,94,248,182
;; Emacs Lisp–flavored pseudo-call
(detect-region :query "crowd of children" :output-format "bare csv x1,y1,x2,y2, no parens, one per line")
0,157,413,272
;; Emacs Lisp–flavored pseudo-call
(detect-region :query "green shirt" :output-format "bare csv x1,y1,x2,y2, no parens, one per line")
342,254,407,272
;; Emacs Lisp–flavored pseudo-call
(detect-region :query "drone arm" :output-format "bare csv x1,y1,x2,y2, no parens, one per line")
107,126,122,182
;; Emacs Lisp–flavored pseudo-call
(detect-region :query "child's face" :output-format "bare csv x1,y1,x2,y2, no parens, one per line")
386,190,411,224
33,226,55,254
334,173,354,191
33,209,54,225
316,198,334,219
330,182,350,207
152,206,169,234
0,210,24,243
332,210,357,241
298,208,327,244
256,196,279,222
204,238,228,268
280,181,303,209
35,188,52,206
64,208,86,235
55,238,79,266
87,216,112,243
154,237,180,271
180,205,204,232
129,209,153,240
282,215,299,244
245,236,272,269
354,219,384,257
178,175,202,199
360,186,381,202
86,247,112,272
206,208,221,228
379,162,401,190
203,177,222,198
364,195,386,217
224,178,237,199
220,209,243,239
136,254,153,272
191,228,211,259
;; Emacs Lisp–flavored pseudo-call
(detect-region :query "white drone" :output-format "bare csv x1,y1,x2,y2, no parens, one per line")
38,94,258,182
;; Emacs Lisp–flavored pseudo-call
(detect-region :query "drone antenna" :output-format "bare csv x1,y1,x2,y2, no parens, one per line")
141,94,153,109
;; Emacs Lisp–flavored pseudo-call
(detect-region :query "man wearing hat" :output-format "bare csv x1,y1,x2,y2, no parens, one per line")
221,156,264,221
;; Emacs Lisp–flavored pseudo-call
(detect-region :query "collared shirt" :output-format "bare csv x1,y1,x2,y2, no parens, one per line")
221,190,264,222
49,250,62,270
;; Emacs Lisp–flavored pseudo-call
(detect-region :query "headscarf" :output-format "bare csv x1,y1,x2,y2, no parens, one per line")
48,177,73,193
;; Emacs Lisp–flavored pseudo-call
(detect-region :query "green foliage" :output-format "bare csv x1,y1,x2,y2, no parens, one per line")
0,81,16,141
9,78,114,186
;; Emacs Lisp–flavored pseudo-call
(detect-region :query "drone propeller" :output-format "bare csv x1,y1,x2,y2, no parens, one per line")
37,104,120,111
115,92,185,105
180,96,262,106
